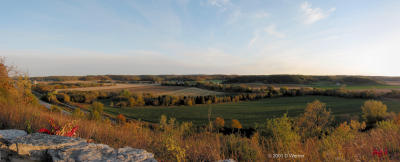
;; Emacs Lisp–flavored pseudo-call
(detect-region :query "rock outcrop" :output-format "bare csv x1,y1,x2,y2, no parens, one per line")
0,129,157,162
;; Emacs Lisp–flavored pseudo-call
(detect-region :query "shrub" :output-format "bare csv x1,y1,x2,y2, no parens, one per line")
72,108,85,118
214,117,225,130
116,114,126,125
361,100,388,126
89,102,104,121
376,120,399,132
224,134,258,161
264,113,300,152
298,100,333,138
231,119,242,129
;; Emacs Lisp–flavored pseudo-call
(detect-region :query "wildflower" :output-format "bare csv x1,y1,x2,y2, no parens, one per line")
38,118,78,137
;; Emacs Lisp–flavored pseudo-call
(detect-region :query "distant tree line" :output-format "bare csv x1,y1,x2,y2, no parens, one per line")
222,75,384,85
31,75,232,82
31,75,390,85
162,81,382,99
42,86,383,108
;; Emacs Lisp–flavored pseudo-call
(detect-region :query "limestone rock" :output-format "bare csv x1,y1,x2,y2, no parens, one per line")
48,143,156,162
0,129,157,162
0,129,27,141
9,133,86,156
217,159,237,162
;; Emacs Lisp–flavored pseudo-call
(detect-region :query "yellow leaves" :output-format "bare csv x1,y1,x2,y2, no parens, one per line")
214,117,225,129
350,120,366,130
298,100,333,138
163,134,186,162
361,100,388,124
231,119,242,129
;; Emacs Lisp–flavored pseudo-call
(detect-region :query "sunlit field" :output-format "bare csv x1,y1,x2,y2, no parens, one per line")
101,96,400,127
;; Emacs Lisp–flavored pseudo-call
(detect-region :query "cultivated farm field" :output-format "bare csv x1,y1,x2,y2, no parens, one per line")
97,84,224,96
102,95,400,127
58,83,225,96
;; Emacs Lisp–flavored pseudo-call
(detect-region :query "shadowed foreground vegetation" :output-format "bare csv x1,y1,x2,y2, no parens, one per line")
2,62,400,161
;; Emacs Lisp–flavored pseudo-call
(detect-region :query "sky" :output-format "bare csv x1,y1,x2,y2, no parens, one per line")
1,0,400,76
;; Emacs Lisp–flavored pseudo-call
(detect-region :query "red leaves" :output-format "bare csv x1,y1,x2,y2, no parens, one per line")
65,126,78,137
38,128,52,135
372,148,388,158
38,118,78,137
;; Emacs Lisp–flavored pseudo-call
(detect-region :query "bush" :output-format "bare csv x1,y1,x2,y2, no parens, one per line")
224,134,258,161
298,100,333,138
231,119,242,129
214,117,225,130
72,108,85,118
264,113,300,152
89,102,104,121
361,100,388,127
116,114,126,125
376,120,399,132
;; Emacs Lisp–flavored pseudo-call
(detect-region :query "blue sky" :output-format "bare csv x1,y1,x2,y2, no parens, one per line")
1,0,400,76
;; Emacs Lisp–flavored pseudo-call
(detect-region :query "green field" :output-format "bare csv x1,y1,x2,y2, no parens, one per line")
239,82,400,90
102,96,400,127
308,82,400,90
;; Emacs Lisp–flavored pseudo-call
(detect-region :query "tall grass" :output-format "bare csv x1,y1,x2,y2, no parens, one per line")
2,100,400,161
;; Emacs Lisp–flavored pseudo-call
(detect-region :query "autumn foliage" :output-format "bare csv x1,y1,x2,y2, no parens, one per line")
1,60,400,161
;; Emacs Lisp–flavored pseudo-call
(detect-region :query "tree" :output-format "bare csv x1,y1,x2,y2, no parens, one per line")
120,89,131,98
44,92,58,103
231,119,242,129
214,117,225,129
128,97,136,107
62,94,70,103
136,95,145,106
361,100,387,126
298,100,333,138
184,98,193,106
89,102,104,121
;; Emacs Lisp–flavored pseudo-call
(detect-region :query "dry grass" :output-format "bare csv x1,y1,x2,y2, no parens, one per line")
2,99,400,161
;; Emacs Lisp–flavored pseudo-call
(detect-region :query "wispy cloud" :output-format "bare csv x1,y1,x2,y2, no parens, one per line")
265,25,285,38
208,0,231,8
248,31,260,47
300,1,335,24
253,11,270,19
248,25,285,48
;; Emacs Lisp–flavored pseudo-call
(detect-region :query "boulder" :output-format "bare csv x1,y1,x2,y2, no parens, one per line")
217,159,237,162
8,133,86,161
0,129,27,141
48,143,156,162
0,130,28,161
0,129,157,162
